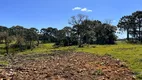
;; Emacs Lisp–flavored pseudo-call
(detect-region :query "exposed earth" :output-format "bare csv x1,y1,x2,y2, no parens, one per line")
0,52,135,80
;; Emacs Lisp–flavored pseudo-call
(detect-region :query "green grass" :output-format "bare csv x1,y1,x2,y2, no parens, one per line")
0,44,5,47
0,44,5,54
17,43,76,55
0,61,8,66
19,43,54,54
0,42,142,79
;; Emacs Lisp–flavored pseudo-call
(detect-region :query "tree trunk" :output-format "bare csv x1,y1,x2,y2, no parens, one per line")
138,22,142,42
139,26,141,41
30,41,32,51
127,28,129,41
37,37,39,46
5,37,9,55
19,43,23,52
37,40,39,46
79,37,82,47
78,34,83,47
141,31,142,42
78,35,81,47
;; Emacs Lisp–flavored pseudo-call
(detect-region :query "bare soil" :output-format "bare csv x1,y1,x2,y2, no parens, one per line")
0,52,135,80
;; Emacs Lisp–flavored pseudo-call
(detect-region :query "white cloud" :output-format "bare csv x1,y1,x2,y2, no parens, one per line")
72,7,92,12
72,7,81,10
81,8,87,11
81,8,92,12
87,10,92,12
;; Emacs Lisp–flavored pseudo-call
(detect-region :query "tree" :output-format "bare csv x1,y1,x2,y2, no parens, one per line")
0,26,9,54
9,25,26,51
81,20,102,44
30,28,40,46
25,28,39,50
62,26,72,46
117,15,133,41
0,31,15,64
62,26,72,37
40,28,48,43
0,26,8,43
55,29,66,46
95,23,117,44
118,11,142,43
132,11,142,42
40,27,58,43
69,14,88,47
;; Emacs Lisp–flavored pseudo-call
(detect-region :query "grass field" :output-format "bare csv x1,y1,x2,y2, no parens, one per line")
0,42,142,79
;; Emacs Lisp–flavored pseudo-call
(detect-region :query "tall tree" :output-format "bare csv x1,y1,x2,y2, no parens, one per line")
95,23,117,44
0,26,8,43
9,25,26,51
40,27,58,43
69,14,88,47
132,11,142,42
62,26,72,46
118,11,142,42
117,15,133,41
25,28,39,50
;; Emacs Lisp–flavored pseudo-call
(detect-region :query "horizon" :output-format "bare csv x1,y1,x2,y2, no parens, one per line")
0,0,142,39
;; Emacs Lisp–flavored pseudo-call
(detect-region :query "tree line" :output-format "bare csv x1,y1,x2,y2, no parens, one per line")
41,14,117,47
0,14,117,54
0,26,39,54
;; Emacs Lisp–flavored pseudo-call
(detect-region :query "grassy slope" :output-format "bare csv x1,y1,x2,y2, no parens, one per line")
0,42,142,79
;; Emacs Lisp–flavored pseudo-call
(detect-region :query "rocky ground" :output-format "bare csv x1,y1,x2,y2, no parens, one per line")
0,52,135,80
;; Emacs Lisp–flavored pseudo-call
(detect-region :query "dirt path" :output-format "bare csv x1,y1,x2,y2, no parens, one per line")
0,52,135,80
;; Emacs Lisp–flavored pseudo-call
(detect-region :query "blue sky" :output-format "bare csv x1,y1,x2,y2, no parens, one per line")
0,0,142,38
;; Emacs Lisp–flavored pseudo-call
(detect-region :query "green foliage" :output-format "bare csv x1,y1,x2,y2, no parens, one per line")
40,27,58,43
95,23,117,44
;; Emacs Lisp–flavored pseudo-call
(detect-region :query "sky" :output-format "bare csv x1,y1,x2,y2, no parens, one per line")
0,0,142,38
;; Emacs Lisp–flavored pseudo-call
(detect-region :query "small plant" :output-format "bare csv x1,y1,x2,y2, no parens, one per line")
93,69,104,76
139,58,142,62
92,45,96,48
136,74,142,79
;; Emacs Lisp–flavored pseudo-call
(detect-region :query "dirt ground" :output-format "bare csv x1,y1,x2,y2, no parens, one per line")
0,52,135,80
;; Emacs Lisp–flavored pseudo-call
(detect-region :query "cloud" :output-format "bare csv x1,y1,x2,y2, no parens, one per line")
72,7,81,10
80,8,87,11
72,7,92,12
81,8,93,12
87,10,93,12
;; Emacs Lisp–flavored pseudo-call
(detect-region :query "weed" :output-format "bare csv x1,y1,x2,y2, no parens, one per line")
93,69,104,76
